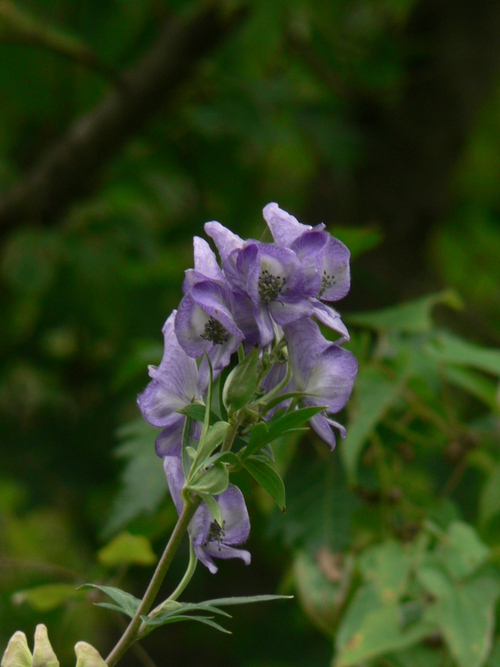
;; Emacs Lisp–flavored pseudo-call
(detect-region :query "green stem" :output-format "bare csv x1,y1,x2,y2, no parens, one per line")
220,414,242,453
105,497,202,667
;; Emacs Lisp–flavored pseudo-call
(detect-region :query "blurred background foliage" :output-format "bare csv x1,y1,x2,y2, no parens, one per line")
1,0,500,666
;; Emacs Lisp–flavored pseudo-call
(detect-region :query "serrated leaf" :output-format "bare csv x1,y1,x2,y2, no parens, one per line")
81,584,140,618
342,366,403,481
97,532,157,567
102,419,167,538
12,583,83,611
243,457,285,510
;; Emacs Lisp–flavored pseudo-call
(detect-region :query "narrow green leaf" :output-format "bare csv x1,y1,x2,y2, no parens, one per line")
202,594,293,607
426,331,500,377
266,406,325,441
243,457,286,510
192,421,230,473
198,493,223,527
80,584,140,618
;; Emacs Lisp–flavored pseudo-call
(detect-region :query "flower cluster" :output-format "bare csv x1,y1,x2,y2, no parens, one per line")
138,204,357,572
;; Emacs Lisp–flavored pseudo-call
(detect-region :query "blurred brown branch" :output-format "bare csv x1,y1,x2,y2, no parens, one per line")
0,1,247,233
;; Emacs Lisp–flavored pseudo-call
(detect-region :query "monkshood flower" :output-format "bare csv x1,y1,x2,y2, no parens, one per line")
137,312,204,453
263,203,351,341
182,236,225,293
161,439,251,574
220,241,316,347
284,317,358,449
175,280,244,372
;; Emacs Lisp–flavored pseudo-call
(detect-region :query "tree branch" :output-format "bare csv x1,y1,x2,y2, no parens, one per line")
0,1,247,232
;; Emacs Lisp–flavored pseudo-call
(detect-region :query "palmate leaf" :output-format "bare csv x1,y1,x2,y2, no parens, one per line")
142,595,292,633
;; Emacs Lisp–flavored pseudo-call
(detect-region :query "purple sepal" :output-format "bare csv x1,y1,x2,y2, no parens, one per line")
263,202,325,246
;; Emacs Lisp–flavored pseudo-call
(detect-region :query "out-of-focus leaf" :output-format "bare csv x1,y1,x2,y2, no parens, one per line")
440,365,500,411
270,451,356,551
359,540,412,601
425,331,500,377
342,366,403,481
335,585,433,666
293,549,351,636
435,521,489,580
12,584,83,611
346,290,462,334
479,464,500,530
329,225,383,259
102,420,167,538
97,531,157,567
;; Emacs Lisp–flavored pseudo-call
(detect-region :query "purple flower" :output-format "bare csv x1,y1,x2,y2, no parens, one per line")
227,242,315,347
161,442,251,574
183,237,225,293
284,317,358,449
137,312,204,454
175,280,244,371
263,202,325,246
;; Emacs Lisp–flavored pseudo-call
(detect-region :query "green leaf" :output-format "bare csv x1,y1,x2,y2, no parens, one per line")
177,403,217,423
202,594,293,607
440,365,500,410
243,457,286,510
346,290,462,334
430,575,500,667
479,463,500,529
222,346,260,412
187,461,229,496
12,583,83,611
198,493,223,527
335,585,433,666
80,584,141,618
359,540,412,601
102,419,168,538
426,331,500,377
436,521,489,580
270,451,356,551
342,366,403,481
192,421,230,473
266,406,325,442
97,532,157,567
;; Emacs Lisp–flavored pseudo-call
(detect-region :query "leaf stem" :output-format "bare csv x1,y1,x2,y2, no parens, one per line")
105,496,202,667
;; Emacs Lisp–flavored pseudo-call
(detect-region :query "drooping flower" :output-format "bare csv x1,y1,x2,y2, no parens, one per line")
161,439,251,574
226,242,315,347
175,280,244,372
137,312,204,453
284,317,358,449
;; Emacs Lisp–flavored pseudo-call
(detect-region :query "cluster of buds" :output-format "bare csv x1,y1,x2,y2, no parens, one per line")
137,204,358,573
0,625,106,667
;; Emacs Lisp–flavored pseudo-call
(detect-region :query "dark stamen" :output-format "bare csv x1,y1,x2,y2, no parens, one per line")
201,317,229,345
258,269,286,303
319,270,336,296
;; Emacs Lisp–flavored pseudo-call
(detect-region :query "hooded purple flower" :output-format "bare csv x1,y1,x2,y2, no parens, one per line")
161,440,251,574
225,242,315,347
264,203,351,340
182,236,225,293
284,317,358,449
137,312,204,455
175,280,244,371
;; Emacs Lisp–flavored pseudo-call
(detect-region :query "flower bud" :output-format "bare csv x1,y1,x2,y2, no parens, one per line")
32,625,59,667
1,631,33,667
222,346,259,412
74,643,107,667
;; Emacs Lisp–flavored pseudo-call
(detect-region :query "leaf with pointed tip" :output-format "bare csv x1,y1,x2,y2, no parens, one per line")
80,584,140,618
243,457,285,511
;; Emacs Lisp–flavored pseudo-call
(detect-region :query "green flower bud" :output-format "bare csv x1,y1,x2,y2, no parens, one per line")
32,626,59,667
1,631,33,667
74,643,107,667
222,346,260,413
